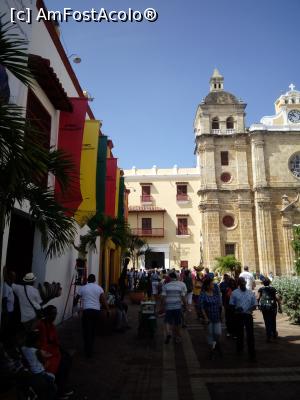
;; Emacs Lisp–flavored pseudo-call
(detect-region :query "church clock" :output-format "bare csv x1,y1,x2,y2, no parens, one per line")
288,109,300,123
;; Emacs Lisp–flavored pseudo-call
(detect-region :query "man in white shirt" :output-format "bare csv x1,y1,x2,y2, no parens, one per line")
12,272,43,331
230,277,257,361
239,266,255,291
75,274,109,357
161,272,187,344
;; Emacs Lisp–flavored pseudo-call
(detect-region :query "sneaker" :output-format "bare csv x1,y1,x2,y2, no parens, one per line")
164,334,171,344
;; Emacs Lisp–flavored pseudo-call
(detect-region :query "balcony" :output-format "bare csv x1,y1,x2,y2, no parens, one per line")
176,194,189,203
226,129,235,134
176,228,191,237
212,129,221,134
140,195,153,204
131,228,164,237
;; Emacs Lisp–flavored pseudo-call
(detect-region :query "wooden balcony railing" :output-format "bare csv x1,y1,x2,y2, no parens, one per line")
176,194,189,202
131,228,164,237
176,228,190,236
140,195,153,203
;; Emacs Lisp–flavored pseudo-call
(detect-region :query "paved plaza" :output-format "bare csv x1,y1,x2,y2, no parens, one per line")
58,303,300,400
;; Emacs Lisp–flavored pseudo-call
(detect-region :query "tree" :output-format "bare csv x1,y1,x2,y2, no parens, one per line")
78,214,130,288
292,225,300,275
214,255,241,277
0,19,77,262
126,234,148,270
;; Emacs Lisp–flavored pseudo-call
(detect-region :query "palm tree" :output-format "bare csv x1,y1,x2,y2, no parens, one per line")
0,19,77,263
78,214,130,288
214,255,241,278
126,234,148,270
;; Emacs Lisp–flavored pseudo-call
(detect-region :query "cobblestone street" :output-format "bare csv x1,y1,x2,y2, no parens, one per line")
59,303,300,400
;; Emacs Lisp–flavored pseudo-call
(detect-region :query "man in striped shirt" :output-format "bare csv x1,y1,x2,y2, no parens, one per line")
161,272,187,344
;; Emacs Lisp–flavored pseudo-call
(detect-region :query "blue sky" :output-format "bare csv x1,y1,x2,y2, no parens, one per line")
47,0,300,169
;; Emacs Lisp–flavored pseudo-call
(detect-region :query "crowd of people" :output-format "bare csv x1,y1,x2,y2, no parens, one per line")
129,265,282,362
0,270,73,400
0,264,282,398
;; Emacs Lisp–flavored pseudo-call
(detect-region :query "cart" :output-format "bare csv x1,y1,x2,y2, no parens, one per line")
138,300,157,339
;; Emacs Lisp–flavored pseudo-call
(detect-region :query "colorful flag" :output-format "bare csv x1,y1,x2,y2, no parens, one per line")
74,120,100,226
105,158,118,217
55,97,88,216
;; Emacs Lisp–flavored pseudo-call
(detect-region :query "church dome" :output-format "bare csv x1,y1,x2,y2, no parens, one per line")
203,90,240,105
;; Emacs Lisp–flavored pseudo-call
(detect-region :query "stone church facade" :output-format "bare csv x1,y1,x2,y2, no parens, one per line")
125,70,300,275
195,70,300,275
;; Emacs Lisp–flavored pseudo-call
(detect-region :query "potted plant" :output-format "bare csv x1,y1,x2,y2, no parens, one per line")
129,275,147,304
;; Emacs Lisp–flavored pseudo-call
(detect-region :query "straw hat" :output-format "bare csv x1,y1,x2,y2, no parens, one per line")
23,272,37,283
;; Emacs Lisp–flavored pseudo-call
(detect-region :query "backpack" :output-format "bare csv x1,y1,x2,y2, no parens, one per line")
260,287,276,311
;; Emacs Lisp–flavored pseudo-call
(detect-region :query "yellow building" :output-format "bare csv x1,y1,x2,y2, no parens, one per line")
124,70,300,275
124,167,201,269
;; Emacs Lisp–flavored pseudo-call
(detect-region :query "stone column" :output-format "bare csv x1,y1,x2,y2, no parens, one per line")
251,134,267,189
237,196,256,269
197,137,217,190
235,138,250,190
281,214,294,275
199,195,221,269
254,191,276,275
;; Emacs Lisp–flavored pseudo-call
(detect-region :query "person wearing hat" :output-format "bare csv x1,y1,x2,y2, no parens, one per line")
12,272,43,331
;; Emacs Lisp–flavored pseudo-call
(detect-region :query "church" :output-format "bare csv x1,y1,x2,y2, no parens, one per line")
124,70,300,275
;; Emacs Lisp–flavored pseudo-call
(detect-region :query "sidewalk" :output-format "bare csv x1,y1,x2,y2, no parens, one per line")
59,303,300,400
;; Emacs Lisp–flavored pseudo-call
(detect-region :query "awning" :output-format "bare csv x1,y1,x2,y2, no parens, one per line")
28,54,73,112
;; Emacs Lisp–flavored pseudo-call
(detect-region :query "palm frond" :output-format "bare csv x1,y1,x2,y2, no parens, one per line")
47,149,76,192
0,16,33,86
23,185,77,258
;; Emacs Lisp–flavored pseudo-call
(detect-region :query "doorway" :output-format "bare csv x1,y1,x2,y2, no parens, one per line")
5,211,35,282
145,251,165,269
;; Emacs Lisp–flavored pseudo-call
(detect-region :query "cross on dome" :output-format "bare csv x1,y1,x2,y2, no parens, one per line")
289,83,296,91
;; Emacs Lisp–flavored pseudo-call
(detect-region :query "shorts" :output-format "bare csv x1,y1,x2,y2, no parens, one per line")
164,309,182,326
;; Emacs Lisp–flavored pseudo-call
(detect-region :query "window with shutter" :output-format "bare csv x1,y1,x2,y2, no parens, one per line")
225,244,235,256
221,151,229,166
177,218,188,235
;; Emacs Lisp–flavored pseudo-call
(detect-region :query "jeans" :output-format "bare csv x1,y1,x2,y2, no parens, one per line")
82,309,100,357
262,309,277,339
224,306,236,336
207,322,222,346
235,313,256,357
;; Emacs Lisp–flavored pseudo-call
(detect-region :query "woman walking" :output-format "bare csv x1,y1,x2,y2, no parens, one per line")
257,278,282,342
199,278,223,359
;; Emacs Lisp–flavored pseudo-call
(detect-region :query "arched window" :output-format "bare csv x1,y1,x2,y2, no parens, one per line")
226,117,234,129
212,117,219,130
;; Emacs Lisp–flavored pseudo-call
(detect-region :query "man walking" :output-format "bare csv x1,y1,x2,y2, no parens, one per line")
239,266,256,291
161,272,187,344
230,277,257,361
75,274,109,358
